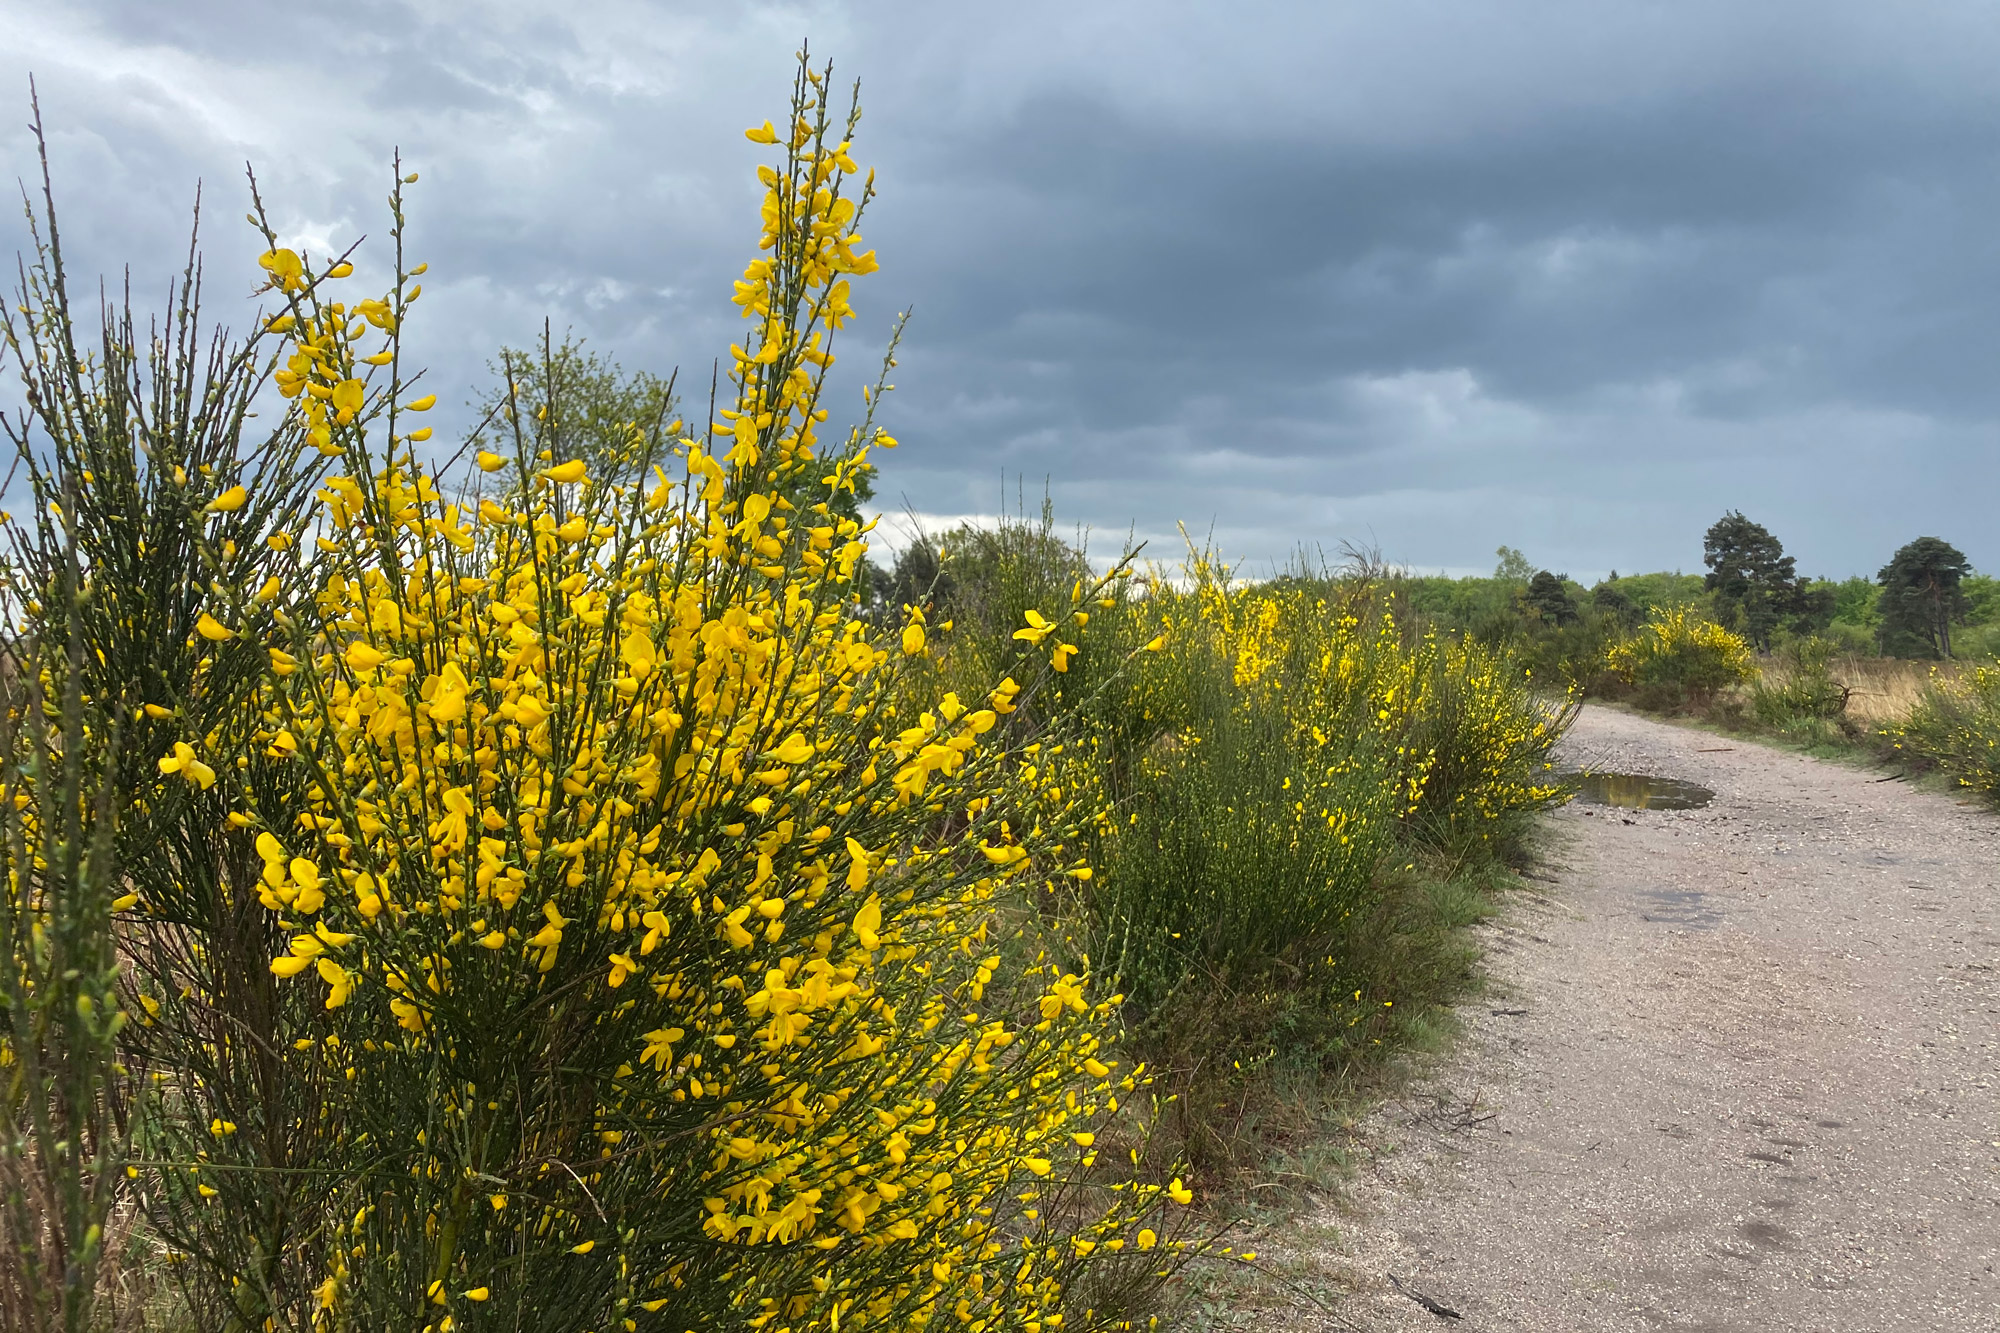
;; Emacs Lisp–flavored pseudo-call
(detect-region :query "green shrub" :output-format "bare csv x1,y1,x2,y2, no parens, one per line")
0,579,137,1331
1508,613,1620,696
1952,622,2000,662
1751,636,1853,740
0,112,343,1326
1822,619,1878,657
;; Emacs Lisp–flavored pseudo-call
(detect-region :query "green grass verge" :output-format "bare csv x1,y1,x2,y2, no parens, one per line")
1137,837,1545,1323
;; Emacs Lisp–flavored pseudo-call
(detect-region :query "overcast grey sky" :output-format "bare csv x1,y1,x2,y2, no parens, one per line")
6,1,1999,579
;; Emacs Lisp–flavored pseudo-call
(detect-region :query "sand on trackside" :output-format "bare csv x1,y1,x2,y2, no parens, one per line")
1241,704,2000,1332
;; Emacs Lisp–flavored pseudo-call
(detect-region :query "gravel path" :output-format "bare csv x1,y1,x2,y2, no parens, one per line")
1262,704,2000,1331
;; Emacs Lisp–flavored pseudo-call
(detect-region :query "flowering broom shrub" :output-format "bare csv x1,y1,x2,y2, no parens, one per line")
1179,563,1573,844
1885,663,2000,801
1069,563,1413,1018
1396,630,1576,839
5,60,1189,1333
1606,606,1757,709
900,545,1573,1173
914,538,1569,1040
1076,565,1569,1008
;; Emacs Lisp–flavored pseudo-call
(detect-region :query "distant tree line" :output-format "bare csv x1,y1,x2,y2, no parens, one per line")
1697,511,1973,659
1391,515,1989,684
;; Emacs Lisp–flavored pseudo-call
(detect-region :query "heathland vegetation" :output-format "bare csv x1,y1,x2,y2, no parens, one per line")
1385,511,2000,802
0,64,1571,1332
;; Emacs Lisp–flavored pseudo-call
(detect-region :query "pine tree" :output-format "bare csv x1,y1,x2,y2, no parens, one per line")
1702,511,1799,651
1877,537,1971,658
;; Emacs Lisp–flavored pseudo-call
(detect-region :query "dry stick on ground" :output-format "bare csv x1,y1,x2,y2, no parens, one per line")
1387,1273,1463,1320
1402,1091,1497,1135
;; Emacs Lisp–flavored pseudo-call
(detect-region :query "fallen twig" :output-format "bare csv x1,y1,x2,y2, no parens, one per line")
1388,1274,1463,1320
1404,1089,1497,1133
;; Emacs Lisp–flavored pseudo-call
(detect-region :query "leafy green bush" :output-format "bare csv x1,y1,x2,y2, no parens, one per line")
1395,567,1632,696
1750,636,1852,740
1512,614,1622,696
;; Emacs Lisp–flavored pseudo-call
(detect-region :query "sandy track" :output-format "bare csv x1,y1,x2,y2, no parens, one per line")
1264,705,2000,1332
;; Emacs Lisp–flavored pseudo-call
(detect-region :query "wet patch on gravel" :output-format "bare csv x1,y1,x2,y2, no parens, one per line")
1570,771,1717,810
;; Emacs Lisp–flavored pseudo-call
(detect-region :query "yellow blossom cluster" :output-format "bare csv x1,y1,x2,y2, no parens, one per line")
260,236,430,460
1163,562,1569,833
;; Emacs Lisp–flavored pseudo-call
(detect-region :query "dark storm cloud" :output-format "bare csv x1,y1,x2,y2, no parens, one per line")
7,1,2000,578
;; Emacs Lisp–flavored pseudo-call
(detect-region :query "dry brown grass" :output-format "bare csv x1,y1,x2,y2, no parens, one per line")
1743,655,1965,729
1728,652,1960,732
1826,656,1963,728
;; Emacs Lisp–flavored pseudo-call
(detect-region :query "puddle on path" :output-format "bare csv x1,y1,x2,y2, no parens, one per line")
1569,771,1715,811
